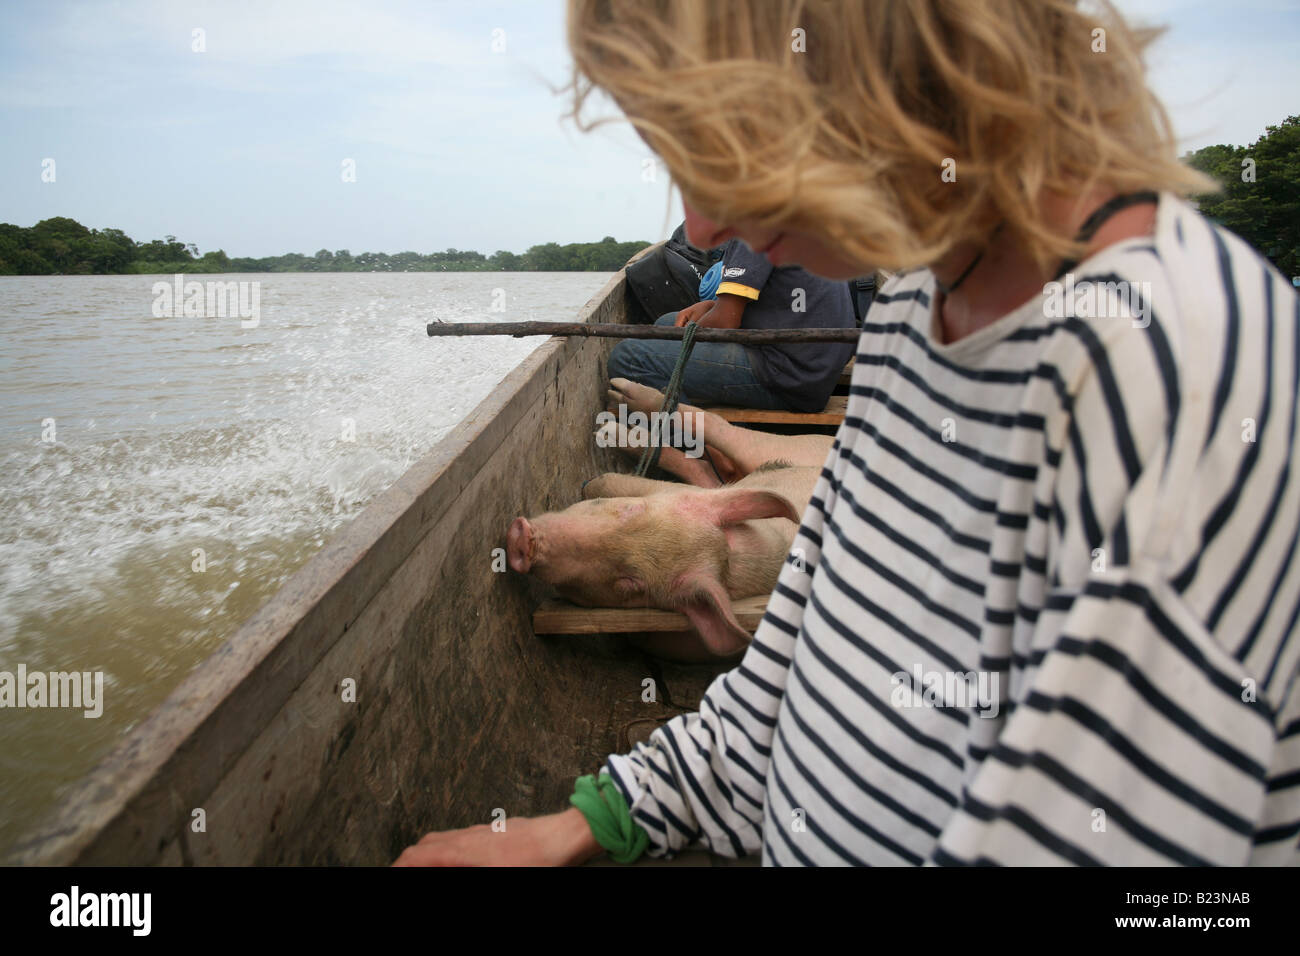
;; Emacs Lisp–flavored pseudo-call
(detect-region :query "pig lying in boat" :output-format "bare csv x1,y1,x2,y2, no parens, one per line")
505,378,833,659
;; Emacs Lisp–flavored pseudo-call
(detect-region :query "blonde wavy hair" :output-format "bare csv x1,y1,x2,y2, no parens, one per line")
566,0,1216,274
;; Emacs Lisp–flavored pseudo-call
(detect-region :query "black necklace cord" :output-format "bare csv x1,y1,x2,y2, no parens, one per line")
1052,190,1159,280
934,222,1005,296
934,191,1158,344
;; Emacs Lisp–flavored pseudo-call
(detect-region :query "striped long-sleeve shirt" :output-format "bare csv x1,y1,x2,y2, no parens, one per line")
604,192,1300,865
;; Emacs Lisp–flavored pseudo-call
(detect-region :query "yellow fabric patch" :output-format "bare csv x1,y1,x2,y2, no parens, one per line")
717,281,760,301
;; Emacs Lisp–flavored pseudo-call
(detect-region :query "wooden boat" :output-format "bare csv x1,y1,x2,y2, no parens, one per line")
10,268,738,866
11,252,863,866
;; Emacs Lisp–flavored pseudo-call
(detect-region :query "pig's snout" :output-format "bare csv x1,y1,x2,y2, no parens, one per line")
507,516,534,573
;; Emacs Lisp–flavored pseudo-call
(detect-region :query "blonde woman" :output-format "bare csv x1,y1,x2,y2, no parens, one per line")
397,0,1299,866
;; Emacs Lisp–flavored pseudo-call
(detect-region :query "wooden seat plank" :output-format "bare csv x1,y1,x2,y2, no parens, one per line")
533,595,769,635
701,394,847,425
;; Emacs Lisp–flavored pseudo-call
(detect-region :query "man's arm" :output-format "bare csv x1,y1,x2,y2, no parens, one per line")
675,292,747,328
674,237,771,329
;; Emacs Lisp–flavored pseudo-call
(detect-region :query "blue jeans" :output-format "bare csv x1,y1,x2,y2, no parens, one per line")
607,314,790,409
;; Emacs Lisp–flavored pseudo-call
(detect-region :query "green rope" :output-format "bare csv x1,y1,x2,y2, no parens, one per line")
569,772,649,863
634,320,699,477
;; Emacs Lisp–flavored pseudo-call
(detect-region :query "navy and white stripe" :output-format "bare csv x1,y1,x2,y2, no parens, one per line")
605,192,1300,865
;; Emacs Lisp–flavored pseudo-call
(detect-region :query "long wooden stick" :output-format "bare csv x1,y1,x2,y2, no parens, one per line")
425,320,861,343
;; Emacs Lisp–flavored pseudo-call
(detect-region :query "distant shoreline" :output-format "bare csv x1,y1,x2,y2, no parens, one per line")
0,217,649,277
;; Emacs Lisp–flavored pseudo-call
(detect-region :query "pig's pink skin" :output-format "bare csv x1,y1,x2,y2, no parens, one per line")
507,465,817,659
605,377,834,488
512,497,651,606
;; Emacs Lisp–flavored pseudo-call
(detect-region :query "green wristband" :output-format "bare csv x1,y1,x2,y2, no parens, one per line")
569,772,650,864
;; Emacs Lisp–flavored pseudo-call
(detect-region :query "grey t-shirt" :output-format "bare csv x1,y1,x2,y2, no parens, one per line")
716,239,856,412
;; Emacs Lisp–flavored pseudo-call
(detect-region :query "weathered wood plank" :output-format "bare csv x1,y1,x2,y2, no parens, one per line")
533,596,769,635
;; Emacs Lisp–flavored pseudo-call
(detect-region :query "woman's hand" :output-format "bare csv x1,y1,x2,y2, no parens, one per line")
392,807,604,867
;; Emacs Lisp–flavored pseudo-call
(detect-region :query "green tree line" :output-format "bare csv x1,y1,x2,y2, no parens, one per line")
0,220,649,275
1182,115,1299,279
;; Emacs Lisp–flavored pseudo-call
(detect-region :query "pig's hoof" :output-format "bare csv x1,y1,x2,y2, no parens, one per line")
608,377,667,417
580,473,620,499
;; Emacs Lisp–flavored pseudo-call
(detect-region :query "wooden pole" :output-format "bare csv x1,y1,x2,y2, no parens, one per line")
426,320,861,344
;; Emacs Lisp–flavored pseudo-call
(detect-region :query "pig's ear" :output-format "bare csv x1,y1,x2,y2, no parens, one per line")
711,488,801,527
672,572,751,658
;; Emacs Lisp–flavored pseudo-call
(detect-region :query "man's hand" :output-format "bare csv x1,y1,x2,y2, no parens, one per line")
674,300,714,327
392,807,604,867
675,293,747,329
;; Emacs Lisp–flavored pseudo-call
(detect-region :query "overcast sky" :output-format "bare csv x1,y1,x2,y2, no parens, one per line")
1,0,1296,258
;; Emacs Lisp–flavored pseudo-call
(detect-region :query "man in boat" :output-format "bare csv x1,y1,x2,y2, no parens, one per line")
608,229,857,414
396,0,1300,866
